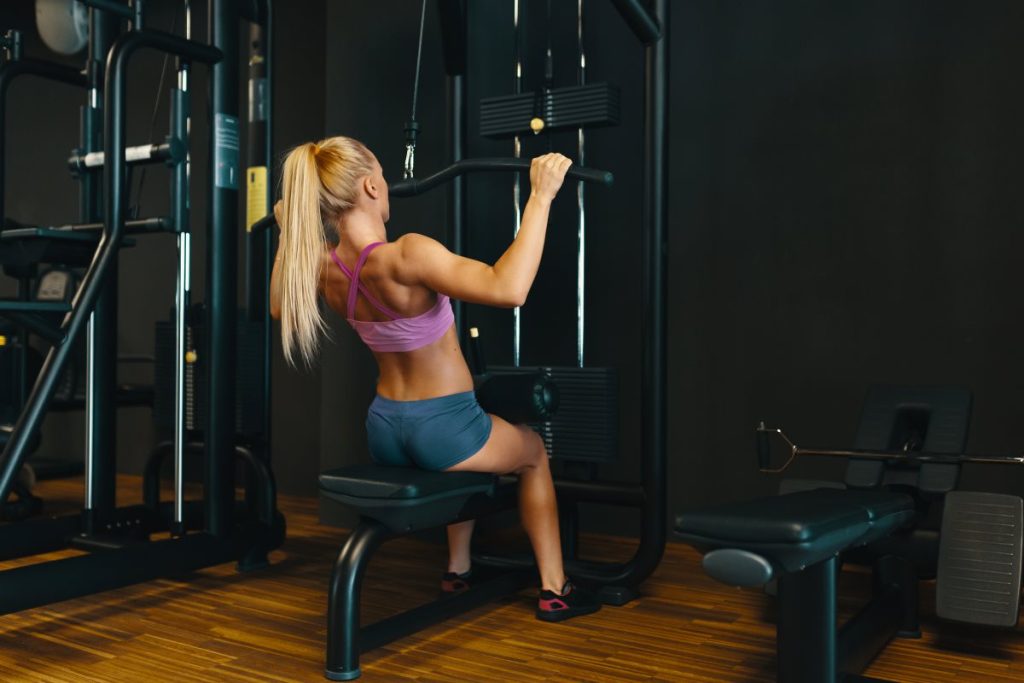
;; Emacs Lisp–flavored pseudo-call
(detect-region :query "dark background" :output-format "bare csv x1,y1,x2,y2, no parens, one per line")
3,1,1023,536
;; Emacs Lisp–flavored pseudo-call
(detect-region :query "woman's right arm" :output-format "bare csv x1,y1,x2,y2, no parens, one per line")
396,153,572,307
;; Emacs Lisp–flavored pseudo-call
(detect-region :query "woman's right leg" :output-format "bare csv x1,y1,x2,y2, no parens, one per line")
445,415,566,593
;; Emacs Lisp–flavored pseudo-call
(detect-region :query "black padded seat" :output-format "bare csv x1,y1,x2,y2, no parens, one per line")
677,490,869,544
675,488,915,574
319,464,506,533
830,489,917,543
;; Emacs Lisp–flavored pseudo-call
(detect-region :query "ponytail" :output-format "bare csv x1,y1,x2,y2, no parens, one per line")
277,137,376,367
279,142,328,367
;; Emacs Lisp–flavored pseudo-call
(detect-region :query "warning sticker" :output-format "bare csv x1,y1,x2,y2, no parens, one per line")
214,113,239,190
247,166,268,232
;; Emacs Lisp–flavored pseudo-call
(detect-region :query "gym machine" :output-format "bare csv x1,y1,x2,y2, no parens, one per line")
676,386,1024,682
0,0,283,614
311,0,668,678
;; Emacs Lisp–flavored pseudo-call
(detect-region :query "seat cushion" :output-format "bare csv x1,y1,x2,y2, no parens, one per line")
826,488,917,542
674,488,917,576
319,464,511,533
675,489,871,544
319,464,495,500
827,489,914,522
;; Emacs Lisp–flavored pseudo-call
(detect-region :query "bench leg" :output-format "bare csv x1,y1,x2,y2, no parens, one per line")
875,555,919,638
325,519,390,681
777,556,837,683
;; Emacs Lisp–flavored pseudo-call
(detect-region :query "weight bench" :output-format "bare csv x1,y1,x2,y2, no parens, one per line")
676,386,1024,682
676,488,918,683
318,464,525,681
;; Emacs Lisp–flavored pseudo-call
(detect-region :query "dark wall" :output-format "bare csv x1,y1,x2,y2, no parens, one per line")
672,0,1024,506
0,0,326,496
318,0,1024,534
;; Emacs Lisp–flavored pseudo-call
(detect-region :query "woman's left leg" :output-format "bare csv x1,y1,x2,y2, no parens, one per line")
446,520,474,574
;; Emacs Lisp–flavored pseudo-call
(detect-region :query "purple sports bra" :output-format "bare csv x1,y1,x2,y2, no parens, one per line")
329,242,454,353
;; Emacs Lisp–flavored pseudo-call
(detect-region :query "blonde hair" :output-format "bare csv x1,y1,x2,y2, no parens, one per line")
278,136,376,366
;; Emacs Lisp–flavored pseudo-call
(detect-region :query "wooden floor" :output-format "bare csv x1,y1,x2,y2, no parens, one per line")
0,476,1020,682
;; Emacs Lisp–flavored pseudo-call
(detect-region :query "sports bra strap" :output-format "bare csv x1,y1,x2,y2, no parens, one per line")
329,249,354,280
342,242,400,321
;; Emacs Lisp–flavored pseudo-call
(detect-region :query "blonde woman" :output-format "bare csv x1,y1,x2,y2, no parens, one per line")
270,136,600,622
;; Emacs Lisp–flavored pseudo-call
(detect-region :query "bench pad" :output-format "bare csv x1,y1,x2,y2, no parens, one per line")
675,489,915,574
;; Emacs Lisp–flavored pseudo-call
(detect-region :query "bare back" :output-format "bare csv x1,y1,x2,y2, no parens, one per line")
318,239,474,401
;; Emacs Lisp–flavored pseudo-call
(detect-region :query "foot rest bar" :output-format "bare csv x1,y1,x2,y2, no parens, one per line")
360,568,533,653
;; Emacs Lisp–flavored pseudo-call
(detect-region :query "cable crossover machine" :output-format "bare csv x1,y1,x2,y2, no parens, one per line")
0,0,284,615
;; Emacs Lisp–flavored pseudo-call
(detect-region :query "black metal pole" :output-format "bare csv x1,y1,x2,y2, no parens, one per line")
448,79,464,331
609,0,661,44
448,74,465,332
263,0,274,473
777,557,838,682
0,216,170,235
81,8,119,223
170,83,190,236
564,0,668,587
326,520,391,680
244,11,271,521
439,0,466,332
206,0,240,538
79,0,134,22
634,0,668,584
84,228,118,524
245,21,267,320
84,5,124,527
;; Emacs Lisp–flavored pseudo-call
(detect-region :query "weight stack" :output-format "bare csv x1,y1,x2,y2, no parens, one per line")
480,83,620,138
485,366,618,463
153,316,265,440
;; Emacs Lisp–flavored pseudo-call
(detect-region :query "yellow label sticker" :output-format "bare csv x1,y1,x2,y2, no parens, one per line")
246,166,268,232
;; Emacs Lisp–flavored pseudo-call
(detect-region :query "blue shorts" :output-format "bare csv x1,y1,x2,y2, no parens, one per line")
365,391,493,471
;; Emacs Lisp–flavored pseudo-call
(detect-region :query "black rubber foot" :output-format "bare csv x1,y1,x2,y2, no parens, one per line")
896,628,922,639
0,490,43,522
325,667,360,681
597,585,638,606
237,551,270,572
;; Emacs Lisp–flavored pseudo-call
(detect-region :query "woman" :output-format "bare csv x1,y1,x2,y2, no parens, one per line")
270,136,600,622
